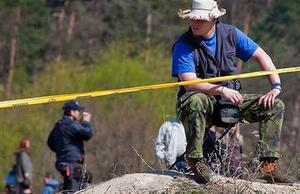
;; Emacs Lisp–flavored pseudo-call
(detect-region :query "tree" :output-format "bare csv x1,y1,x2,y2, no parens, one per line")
0,0,51,98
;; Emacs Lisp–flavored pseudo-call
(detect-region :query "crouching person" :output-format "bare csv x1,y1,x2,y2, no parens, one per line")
173,0,291,184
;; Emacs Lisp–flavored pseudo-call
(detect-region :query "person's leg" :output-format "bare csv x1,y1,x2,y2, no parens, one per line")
177,92,216,159
177,92,216,182
69,163,83,192
15,184,22,194
63,174,72,192
239,94,291,183
56,163,73,193
239,94,283,159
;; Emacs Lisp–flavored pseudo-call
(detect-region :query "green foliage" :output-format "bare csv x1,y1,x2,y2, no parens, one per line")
253,0,300,58
0,41,176,191
0,0,299,192
259,0,299,47
244,0,300,165
0,0,52,80
18,1,52,59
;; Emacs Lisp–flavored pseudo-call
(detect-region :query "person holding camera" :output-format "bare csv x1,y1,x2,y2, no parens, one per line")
47,101,94,193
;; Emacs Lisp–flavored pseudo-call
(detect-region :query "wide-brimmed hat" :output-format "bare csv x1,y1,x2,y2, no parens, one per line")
178,0,226,21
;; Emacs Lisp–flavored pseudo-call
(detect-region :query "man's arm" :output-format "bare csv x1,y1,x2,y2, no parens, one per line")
75,122,94,140
179,73,243,105
75,111,94,140
250,47,281,108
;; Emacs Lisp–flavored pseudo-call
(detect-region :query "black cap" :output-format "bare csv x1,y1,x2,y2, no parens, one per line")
62,101,84,111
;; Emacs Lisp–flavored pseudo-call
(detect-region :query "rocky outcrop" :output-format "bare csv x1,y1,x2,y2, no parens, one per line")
76,171,300,194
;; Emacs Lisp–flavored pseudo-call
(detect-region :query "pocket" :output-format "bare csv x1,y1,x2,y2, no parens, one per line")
224,51,238,71
57,163,70,177
226,51,235,56
226,51,236,61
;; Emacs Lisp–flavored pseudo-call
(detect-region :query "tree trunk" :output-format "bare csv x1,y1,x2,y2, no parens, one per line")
144,8,152,64
58,8,65,32
52,8,65,62
0,38,6,79
4,7,21,99
67,11,76,42
237,1,252,71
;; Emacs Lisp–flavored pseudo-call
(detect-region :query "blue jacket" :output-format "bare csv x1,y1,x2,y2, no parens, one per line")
42,179,60,194
47,116,94,164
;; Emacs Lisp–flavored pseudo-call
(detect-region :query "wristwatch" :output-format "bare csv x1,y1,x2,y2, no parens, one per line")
271,82,282,91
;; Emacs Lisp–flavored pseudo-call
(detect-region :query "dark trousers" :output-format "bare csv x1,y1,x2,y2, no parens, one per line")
56,162,84,193
5,185,16,194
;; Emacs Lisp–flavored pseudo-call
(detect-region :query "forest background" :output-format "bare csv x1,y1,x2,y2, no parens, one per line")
0,0,299,192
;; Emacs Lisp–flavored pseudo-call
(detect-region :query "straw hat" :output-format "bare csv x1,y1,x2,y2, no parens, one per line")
178,0,226,21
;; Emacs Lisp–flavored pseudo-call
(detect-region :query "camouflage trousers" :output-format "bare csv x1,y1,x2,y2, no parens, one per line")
176,92,284,160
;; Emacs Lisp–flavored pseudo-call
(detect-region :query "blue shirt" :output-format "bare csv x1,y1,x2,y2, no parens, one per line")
172,27,258,77
42,179,60,194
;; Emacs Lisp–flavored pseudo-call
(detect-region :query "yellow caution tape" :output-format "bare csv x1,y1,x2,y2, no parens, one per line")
0,66,299,109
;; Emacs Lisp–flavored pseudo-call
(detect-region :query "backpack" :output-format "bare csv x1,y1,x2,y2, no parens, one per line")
47,122,63,152
5,171,17,187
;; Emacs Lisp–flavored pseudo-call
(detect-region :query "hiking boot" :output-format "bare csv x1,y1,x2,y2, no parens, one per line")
259,159,293,184
188,158,214,183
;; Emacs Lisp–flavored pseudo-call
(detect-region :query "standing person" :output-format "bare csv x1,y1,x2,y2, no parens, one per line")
154,118,189,172
15,138,32,194
47,101,94,193
41,172,60,194
172,0,290,183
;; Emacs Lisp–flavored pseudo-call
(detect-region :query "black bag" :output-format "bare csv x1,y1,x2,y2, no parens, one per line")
214,97,240,127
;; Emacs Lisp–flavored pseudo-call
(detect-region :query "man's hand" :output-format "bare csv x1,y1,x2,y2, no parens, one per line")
82,112,92,122
258,88,281,109
221,87,243,105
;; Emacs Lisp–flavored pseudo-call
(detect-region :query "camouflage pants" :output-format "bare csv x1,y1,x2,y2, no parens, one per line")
176,92,284,160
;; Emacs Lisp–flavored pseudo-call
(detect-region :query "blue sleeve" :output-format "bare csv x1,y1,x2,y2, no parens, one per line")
172,40,196,77
48,179,60,188
235,28,259,62
70,122,94,140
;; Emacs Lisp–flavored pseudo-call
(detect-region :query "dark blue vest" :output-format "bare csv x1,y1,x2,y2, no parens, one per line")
174,22,241,98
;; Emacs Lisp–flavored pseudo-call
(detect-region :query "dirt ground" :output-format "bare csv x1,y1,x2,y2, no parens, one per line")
75,170,300,194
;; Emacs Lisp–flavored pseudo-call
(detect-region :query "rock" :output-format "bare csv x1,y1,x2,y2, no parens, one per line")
76,170,300,194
